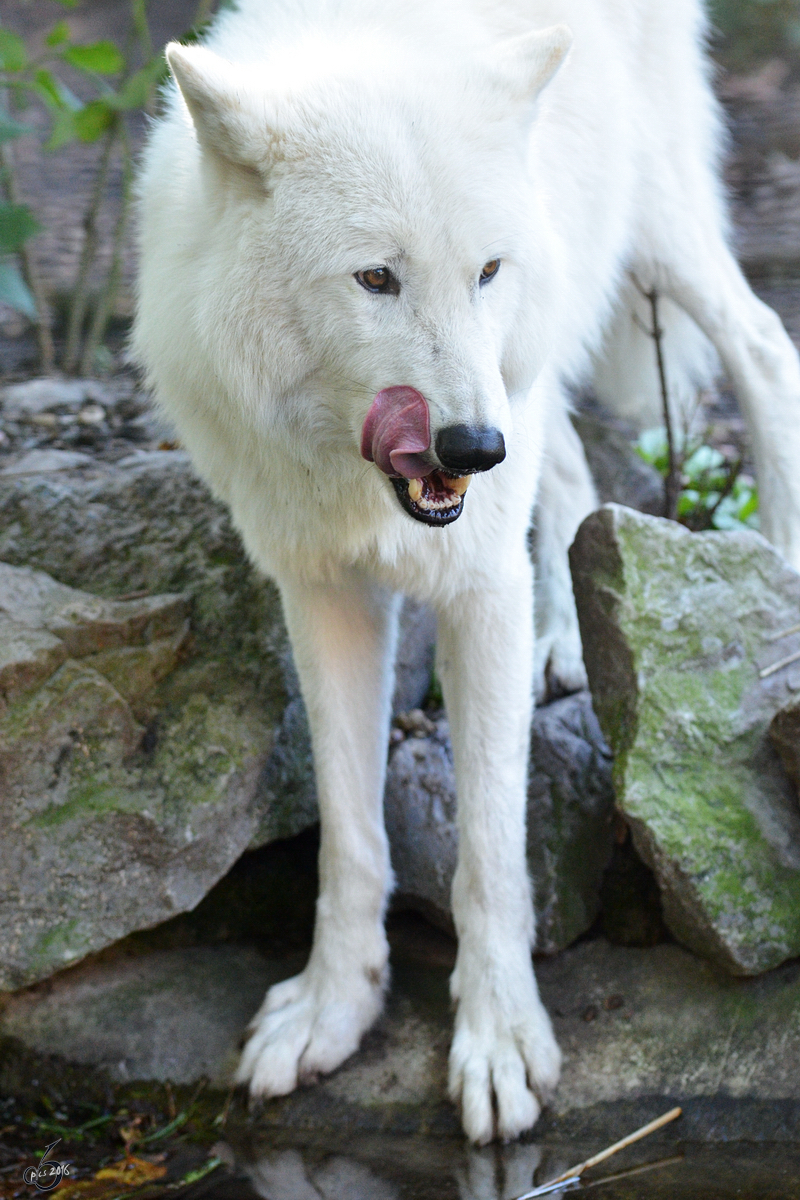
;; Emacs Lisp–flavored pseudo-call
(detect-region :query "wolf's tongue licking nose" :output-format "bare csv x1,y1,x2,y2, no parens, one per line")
360,386,433,478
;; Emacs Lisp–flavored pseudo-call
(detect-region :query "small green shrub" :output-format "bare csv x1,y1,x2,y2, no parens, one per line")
636,427,759,533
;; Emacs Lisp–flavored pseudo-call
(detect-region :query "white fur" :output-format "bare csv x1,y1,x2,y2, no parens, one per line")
134,0,800,1143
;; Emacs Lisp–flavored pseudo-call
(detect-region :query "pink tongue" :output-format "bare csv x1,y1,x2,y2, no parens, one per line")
360,386,433,478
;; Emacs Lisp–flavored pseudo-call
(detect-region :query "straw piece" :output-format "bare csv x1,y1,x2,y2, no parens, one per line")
760,647,800,679
542,1106,682,1188
766,622,800,643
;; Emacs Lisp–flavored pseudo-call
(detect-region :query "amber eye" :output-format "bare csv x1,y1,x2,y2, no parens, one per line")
480,259,500,285
355,267,400,295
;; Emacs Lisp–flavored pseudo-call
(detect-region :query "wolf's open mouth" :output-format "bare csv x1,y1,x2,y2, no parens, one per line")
391,470,471,525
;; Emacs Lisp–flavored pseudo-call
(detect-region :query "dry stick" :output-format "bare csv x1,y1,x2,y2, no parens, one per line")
646,288,681,521
541,1106,683,1190
0,134,55,373
79,123,133,375
760,647,800,680
767,621,800,643
62,119,119,374
703,455,742,529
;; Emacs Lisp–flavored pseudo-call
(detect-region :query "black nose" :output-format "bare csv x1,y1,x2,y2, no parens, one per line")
435,424,506,473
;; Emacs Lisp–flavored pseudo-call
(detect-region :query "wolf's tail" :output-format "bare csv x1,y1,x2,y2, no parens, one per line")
592,276,719,433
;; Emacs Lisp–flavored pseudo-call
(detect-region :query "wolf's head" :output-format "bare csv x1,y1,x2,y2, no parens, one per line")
163,23,570,526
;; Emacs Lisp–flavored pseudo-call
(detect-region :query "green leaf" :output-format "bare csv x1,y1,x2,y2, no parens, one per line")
63,40,125,76
32,68,82,111
110,55,167,110
0,28,28,72
54,0,79,7
0,112,31,143
0,203,41,254
73,99,115,141
0,259,37,319
175,1159,222,1187
45,107,78,150
46,21,71,48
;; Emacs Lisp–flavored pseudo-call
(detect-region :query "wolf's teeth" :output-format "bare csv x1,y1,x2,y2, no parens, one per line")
450,475,471,495
408,478,423,502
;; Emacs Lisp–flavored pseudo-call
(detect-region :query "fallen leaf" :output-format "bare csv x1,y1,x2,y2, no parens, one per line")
57,1156,166,1200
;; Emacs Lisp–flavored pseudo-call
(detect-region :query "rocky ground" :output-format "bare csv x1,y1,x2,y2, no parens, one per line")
2,8,800,1200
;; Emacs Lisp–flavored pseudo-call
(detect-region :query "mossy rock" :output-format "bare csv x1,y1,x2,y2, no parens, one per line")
571,504,800,975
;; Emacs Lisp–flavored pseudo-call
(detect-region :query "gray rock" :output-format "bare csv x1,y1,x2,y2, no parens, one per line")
384,715,457,930
0,560,281,991
4,935,799,1140
526,692,616,952
385,693,615,953
1,449,94,475
572,413,664,515
0,454,437,987
570,503,800,975
1,377,113,417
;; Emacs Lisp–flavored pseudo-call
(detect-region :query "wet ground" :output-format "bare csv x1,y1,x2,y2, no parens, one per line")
5,1124,800,1200
3,906,800,1200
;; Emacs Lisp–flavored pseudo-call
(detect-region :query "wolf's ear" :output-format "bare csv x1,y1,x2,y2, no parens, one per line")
166,42,276,176
492,24,572,104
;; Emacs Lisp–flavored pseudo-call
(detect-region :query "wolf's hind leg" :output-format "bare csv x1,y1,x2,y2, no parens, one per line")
236,573,400,1097
437,560,561,1143
533,403,597,701
653,233,800,570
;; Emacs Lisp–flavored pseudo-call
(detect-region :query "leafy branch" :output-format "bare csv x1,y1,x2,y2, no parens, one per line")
0,0,218,374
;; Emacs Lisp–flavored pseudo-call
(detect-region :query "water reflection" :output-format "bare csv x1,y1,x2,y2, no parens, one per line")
244,1148,399,1199
228,1137,800,1200
240,1143,575,1200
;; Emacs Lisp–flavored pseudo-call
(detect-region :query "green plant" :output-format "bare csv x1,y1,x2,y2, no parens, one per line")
0,1,219,375
636,427,759,533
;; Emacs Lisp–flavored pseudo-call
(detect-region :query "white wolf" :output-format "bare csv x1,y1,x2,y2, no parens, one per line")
134,0,800,1143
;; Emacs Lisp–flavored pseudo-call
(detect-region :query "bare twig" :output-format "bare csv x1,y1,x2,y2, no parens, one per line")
702,455,742,528
647,289,681,520
631,275,682,520
0,126,55,373
760,648,800,680
62,120,119,374
766,621,800,643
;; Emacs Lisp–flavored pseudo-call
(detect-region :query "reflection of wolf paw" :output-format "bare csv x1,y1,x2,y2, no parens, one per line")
448,984,561,1144
235,966,386,1097
247,1149,398,1200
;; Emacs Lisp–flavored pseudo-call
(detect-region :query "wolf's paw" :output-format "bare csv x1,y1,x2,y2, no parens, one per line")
235,964,387,1097
534,625,588,703
448,983,561,1144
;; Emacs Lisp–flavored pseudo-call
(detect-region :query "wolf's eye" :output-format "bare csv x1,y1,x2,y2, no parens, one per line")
480,259,500,285
355,267,400,295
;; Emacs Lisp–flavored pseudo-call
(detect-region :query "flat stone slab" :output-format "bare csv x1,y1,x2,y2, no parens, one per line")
3,936,799,1140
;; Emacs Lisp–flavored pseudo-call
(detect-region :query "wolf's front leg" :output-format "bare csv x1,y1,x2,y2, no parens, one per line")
236,572,400,1097
437,560,561,1143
